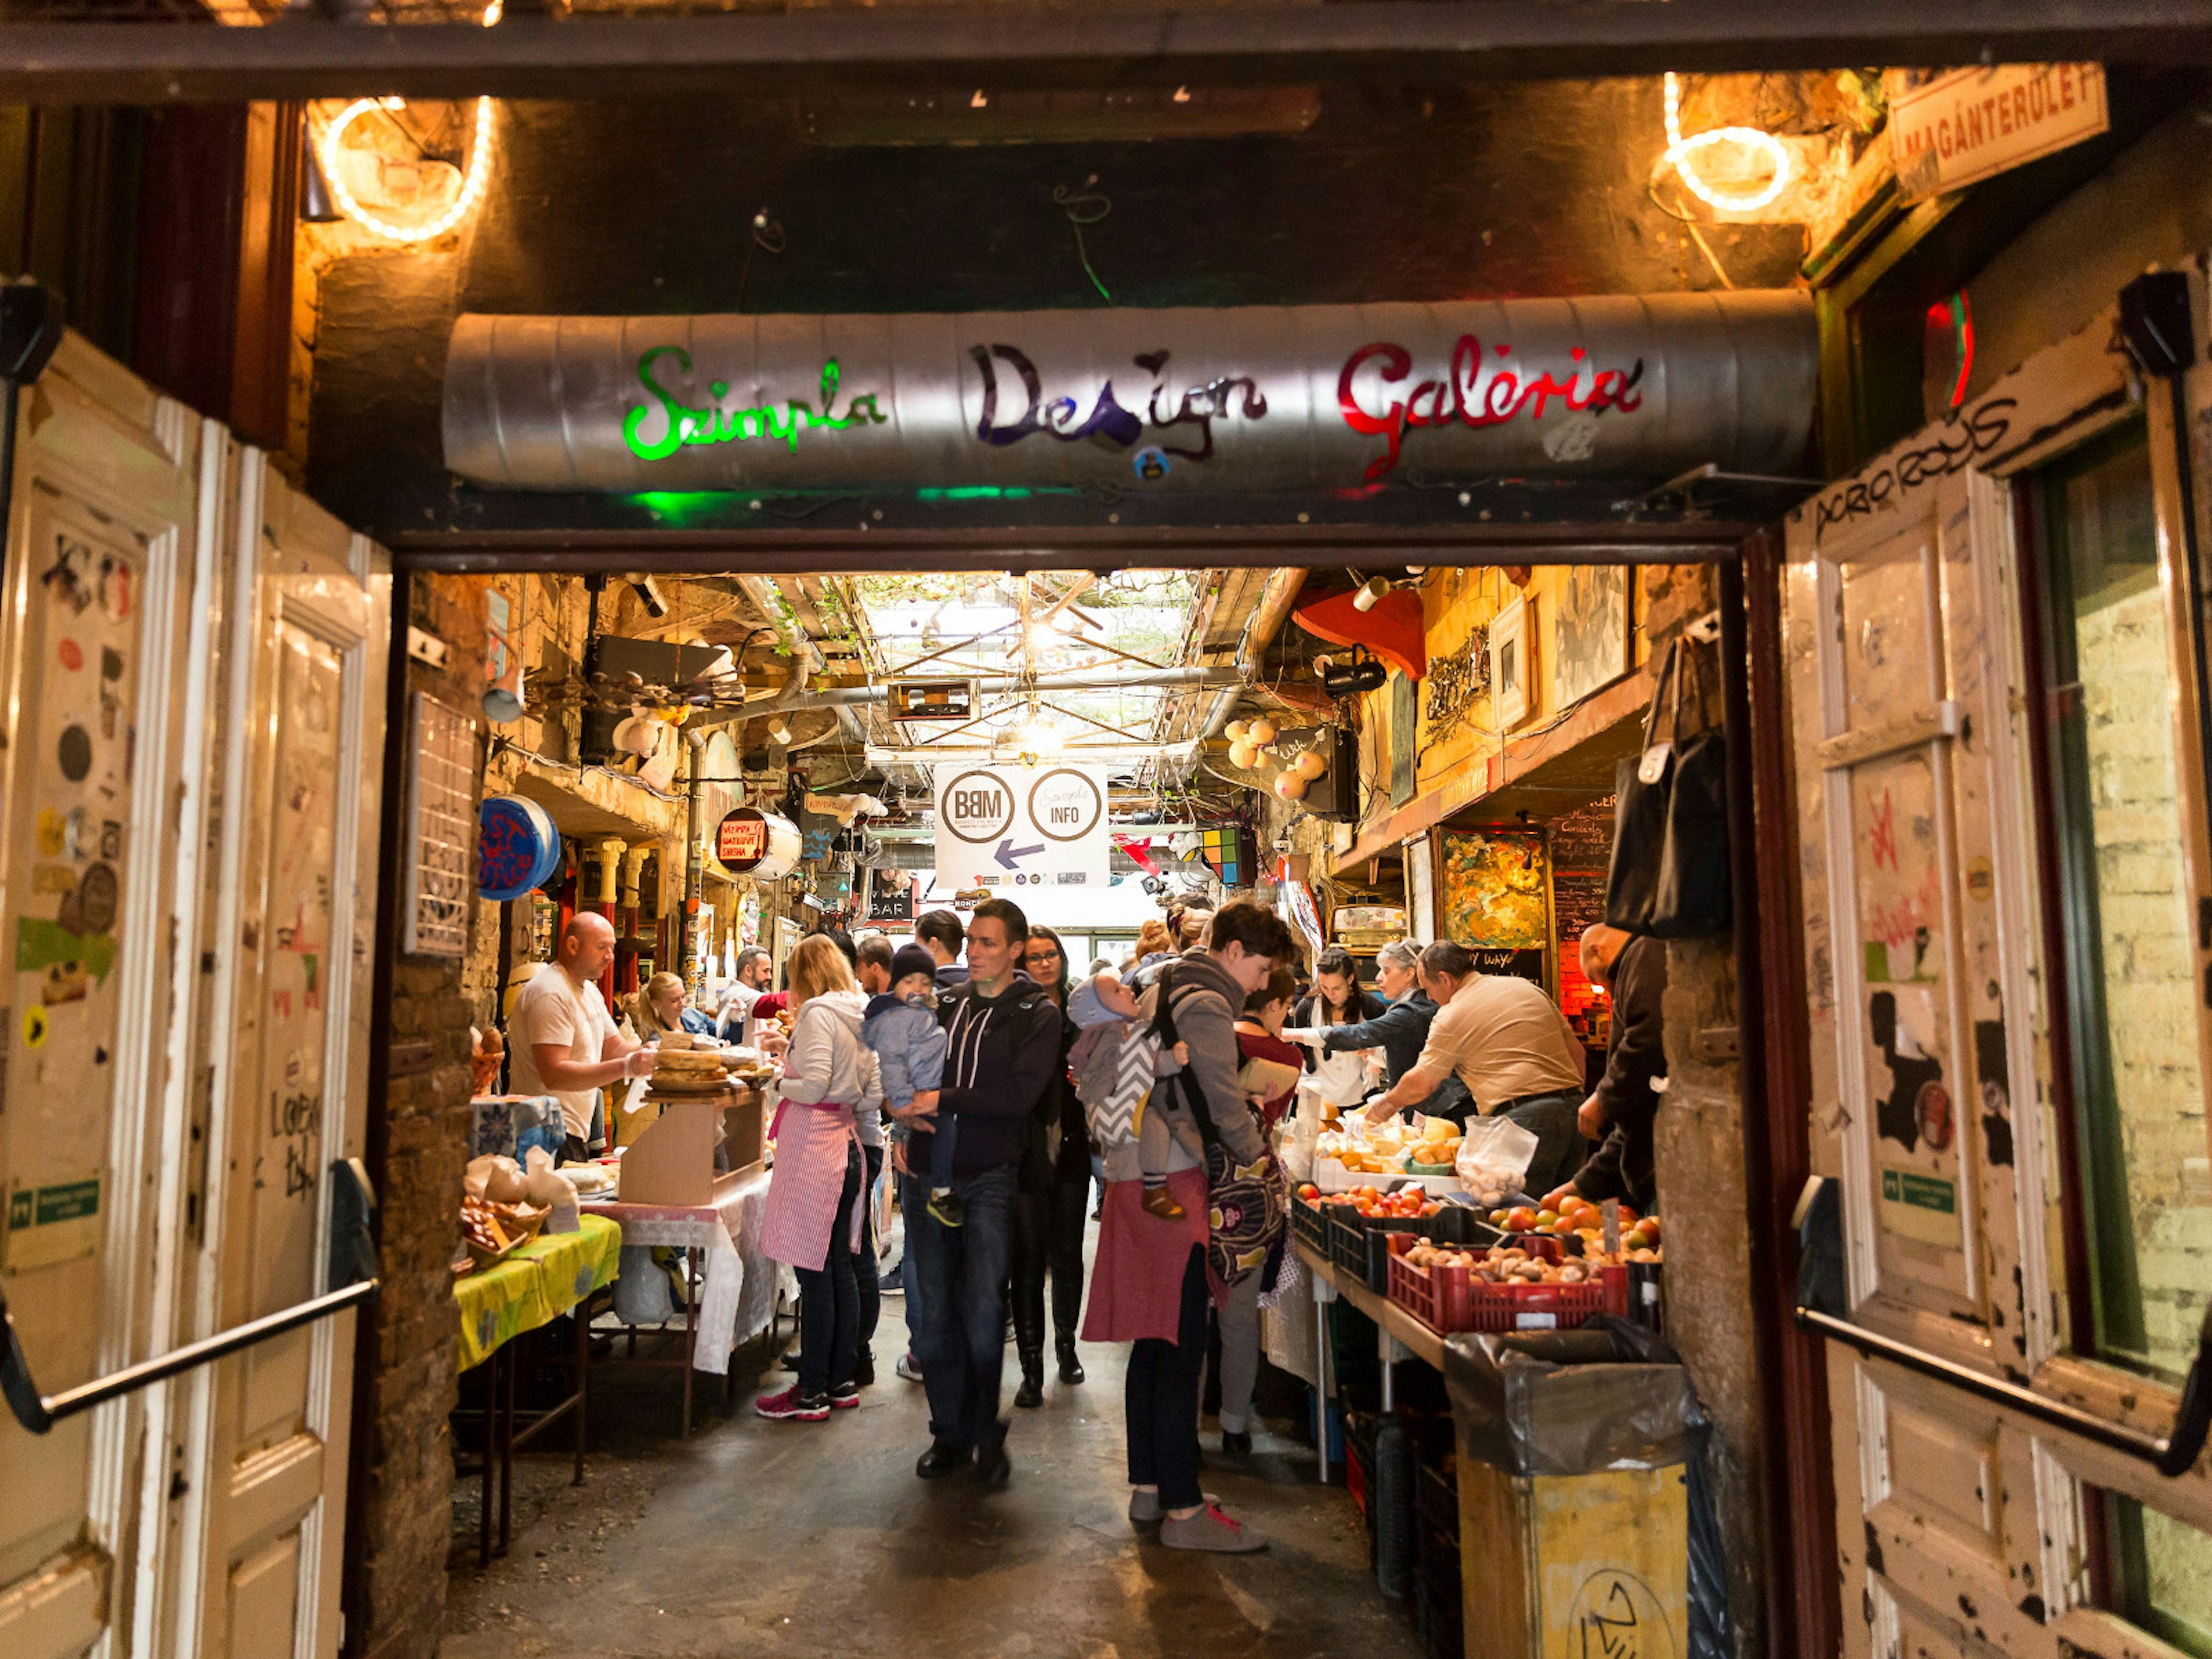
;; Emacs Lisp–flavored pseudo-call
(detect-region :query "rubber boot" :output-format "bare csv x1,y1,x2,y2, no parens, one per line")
1014,1344,1045,1408
1056,1334,1086,1385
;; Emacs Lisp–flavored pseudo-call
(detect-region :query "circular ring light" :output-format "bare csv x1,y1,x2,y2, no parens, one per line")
1662,73,1791,214
319,96,496,244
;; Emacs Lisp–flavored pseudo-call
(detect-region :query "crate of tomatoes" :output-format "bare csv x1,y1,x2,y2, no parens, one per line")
1296,1182,1493,1291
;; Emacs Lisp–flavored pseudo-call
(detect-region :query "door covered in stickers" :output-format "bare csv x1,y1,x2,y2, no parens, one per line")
1784,294,2212,1659
0,342,389,1659
0,338,211,1659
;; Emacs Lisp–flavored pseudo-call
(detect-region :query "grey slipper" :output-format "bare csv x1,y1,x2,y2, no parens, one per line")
1159,1505,1268,1553
1128,1488,1219,1525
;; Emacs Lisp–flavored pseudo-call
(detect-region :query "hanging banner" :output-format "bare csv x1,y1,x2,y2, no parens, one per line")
1887,64,2108,203
933,764,1109,892
442,291,1816,495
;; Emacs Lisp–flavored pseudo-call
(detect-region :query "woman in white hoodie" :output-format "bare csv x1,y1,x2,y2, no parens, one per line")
757,935,880,1421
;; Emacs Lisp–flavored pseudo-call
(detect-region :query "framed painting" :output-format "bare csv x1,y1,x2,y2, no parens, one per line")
1554,565,1631,707
1491,597,1531,729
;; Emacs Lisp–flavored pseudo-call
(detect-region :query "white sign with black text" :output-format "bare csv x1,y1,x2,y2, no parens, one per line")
1887,63,2107,203
933,764,1110,891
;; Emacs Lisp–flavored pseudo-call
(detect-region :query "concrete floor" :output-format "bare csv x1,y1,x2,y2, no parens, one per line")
445,1243,1424,1659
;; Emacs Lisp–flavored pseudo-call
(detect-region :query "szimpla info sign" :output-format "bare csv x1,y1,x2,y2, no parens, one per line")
933,764,1109,890
441,293,1815,495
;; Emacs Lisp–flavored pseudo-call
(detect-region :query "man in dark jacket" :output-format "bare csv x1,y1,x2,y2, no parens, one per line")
1543,925,1668,1213
899,897,1061,1488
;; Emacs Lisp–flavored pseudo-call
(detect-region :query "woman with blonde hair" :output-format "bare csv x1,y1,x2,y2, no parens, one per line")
756,935,883,1421
628,971,717,1042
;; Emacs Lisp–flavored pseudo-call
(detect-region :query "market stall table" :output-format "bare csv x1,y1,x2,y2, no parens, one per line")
579,1165,778,1434
453,1213,622,1565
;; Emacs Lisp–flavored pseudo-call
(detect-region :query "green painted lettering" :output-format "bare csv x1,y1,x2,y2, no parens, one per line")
623,351,883,464
623,346,693,462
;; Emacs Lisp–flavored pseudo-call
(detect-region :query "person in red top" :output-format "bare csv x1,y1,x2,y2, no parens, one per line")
1211,965,1300,1456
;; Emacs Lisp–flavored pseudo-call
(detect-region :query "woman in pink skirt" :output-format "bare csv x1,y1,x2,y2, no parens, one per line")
1082,898,1295,1552
757,935,879,1422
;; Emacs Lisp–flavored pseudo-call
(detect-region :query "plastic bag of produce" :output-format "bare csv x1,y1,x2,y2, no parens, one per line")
1453,1115,1539,1208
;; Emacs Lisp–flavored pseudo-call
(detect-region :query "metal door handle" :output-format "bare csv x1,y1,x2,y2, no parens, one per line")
1,1158,380,1436
1797,1304,2210,1474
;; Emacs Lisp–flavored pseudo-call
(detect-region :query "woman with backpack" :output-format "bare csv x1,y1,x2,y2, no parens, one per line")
1080,898,1295,1554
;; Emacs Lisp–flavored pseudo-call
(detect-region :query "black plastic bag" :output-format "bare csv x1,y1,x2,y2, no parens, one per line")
1607,638,1732,938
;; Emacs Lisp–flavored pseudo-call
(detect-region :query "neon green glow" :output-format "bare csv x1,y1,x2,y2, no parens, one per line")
628,491,745,527
913,486,1080,501
623,349,888,461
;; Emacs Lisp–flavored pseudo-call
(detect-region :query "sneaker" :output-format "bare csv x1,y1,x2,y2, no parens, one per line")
828,1381,861,1410
1160,1504,1268,1553
1129,1488,1219,1525
1140,1186,1187,1220
927,1190,967,1228
896,1352,925,1383
755,1385,830,1422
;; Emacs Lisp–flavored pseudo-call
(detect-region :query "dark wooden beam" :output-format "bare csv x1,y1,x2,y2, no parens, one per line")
0,1,2205,105
387,522,1747,575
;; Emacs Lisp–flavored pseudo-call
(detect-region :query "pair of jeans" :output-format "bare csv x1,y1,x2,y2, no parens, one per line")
904,1164,1017,1450
1012,1173,1088,1353
793,1143,863,1397
1497,1088,1589,1199
1209,1265,1262,1434
1126,1245,1209,1510
857,1144,884,1350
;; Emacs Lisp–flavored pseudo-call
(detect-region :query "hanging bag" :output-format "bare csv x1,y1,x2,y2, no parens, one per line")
1152,967,1288,1287
1605,637,1732,938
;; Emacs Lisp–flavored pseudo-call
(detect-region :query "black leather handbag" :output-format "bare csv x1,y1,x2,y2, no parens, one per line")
1605,637,1732,938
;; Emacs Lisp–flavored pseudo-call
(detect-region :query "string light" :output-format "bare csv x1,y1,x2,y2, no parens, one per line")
1661,72,1791,214
318,96,497,244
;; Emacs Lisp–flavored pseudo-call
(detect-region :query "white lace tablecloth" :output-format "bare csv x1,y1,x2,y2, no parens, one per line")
580,1168,783,1375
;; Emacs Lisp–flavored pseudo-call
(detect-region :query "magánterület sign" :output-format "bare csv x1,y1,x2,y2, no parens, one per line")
441,293,1816,495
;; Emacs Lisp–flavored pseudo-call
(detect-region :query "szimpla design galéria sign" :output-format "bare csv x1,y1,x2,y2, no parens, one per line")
441,293,1815,494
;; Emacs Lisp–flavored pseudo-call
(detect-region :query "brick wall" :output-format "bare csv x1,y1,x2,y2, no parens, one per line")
349,571,489,1659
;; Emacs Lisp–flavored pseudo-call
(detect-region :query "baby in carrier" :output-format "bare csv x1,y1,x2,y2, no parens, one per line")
1069,968,1192,1219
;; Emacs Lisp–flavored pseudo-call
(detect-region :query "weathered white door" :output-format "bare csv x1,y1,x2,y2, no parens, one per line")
0,337,213,1659
166,450,387,1659
1785,285,2212,1659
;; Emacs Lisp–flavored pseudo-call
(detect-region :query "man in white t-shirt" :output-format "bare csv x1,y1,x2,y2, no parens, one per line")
509,912,653,1160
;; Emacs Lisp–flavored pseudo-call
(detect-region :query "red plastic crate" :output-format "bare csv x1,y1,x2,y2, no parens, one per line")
1384,1233,1628,1334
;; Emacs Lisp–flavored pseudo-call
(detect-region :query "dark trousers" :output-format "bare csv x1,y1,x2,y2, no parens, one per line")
1498,1088,1589,1199
857,1143,884,1349
1125,1245,1209,1511
904,1164,1017,1451
1012,1174,1088,1352
794,1143,863,1397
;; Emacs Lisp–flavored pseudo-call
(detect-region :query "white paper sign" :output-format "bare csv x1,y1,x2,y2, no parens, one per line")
933,763,1109,891
1888,63,2107,203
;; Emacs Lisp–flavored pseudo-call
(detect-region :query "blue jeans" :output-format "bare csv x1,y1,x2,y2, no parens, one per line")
903,1165,1017,1452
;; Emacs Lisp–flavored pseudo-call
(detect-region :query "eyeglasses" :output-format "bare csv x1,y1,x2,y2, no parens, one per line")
1025,949,1060,963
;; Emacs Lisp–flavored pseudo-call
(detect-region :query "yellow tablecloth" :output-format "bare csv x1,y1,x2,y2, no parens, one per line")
454,1214,622,1372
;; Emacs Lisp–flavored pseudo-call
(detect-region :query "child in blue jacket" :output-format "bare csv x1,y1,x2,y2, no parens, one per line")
863,944,958,1226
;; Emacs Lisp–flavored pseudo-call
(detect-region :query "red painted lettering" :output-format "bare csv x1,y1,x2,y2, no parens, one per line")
1338,342,1412,482
1337,335,1646,478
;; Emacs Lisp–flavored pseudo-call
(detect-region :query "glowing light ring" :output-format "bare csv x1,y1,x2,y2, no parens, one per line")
319,96,495,244
1662,72,1791,214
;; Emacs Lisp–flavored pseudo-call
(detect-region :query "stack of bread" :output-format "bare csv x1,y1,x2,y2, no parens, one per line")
650,1034,734,1094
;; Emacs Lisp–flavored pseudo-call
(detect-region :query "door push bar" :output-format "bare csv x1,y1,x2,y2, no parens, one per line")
1,1160,379,1437
1795,1176,2212,1478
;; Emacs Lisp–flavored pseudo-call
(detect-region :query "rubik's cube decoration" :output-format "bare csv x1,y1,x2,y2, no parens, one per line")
1200,828,1259,888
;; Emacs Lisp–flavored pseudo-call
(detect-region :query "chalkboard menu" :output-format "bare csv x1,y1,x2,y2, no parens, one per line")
1550,797,1616,947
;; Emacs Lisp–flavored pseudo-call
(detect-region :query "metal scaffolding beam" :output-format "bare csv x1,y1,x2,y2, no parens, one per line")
0,2,2203,105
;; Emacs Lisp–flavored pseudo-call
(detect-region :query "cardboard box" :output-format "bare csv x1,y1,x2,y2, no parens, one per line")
721,1089,765,1180
615,1097,722,1207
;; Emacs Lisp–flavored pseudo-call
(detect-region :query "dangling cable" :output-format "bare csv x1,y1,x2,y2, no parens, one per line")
1052,176,1114,304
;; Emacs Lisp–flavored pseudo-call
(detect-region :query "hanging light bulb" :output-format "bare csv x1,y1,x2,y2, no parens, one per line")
1353,576,1391,613
317,96,497,244
1661,72,1792,214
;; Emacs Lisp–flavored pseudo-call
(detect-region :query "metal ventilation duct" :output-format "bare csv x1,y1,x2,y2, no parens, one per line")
442,291,1816,495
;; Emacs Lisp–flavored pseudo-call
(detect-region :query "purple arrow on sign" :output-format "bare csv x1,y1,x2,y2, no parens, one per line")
995,839,1046,869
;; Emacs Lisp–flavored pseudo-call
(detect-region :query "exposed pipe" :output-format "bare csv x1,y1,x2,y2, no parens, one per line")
778,664,1240,709
681,728,707,982
1199,566,1308,740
